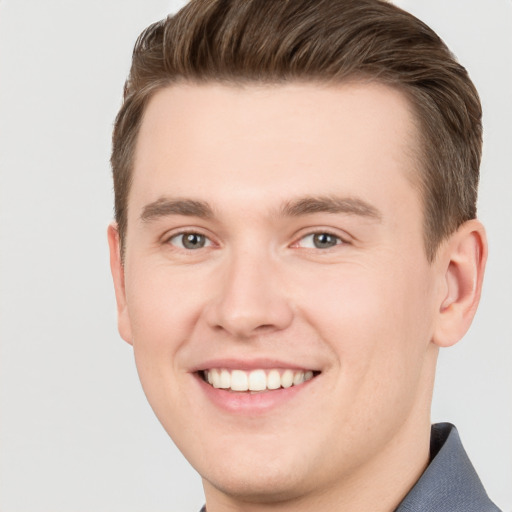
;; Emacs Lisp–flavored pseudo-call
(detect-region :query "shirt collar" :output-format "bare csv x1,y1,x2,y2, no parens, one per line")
395,422,500,511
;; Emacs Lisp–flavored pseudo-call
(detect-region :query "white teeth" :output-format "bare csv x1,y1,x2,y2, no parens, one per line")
210,369,221,388
248,370,267,391
204,368,316,392
281,369,294,388
230,370,249,391
293,371,305,385
267,369,281,390
219,369,231,389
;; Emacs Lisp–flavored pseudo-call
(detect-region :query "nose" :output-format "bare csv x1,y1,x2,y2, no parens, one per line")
204,250,294,339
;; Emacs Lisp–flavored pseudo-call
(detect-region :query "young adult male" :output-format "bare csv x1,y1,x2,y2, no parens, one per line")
107,0,501,510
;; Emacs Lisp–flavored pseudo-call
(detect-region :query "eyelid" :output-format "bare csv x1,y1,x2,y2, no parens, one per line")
162,227,217,248
170,233,212,248
291,228,351,249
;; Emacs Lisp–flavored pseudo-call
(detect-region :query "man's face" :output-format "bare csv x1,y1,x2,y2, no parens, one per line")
112,82,444,501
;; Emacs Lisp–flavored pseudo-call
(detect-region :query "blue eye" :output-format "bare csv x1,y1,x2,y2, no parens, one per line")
169,232,211,250
299,232,342,249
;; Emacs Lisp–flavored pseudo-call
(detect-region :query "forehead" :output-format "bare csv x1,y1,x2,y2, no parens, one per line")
130,81,421,218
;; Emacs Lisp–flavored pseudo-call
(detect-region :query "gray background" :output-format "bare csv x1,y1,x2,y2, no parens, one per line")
0,1,510,510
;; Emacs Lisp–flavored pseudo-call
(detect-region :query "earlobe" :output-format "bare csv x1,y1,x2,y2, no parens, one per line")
433,220,487,348
107,222,133,345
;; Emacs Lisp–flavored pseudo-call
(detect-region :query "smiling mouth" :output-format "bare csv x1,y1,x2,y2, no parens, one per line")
200,368,320,392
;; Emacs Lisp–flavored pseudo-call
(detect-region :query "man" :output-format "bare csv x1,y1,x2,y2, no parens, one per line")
107,0,501,510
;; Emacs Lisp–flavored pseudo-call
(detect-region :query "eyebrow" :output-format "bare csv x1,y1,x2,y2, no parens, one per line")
280,195,382,220
139,195,382,223
140,197,214,222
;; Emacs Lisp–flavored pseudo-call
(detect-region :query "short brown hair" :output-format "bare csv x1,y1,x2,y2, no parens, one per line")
111,0,482,261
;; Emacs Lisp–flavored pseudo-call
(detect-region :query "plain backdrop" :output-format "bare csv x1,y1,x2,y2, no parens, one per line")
0,1,510,511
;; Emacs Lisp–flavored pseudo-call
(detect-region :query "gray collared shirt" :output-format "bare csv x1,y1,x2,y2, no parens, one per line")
199,423,501,511
395,423,501,511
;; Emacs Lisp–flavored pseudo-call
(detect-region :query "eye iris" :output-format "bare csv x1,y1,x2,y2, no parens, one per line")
183,233,205,249
313,233,337,248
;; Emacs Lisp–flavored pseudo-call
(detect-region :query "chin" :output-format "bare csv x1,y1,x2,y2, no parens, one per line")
187,436,314,502
203,463,310,505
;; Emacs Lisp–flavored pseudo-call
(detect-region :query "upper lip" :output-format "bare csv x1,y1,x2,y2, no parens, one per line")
190,358,321,373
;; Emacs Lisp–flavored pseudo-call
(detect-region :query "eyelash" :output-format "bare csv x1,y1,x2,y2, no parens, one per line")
165,229,347,251
167,231,213,250
294,231,345,250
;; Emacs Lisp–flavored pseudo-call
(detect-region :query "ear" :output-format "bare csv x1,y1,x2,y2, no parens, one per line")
432,219,487,348
107,222,133,345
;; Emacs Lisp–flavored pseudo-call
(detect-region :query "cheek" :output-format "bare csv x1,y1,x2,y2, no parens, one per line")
122,263,208,416
123,265,205,435
124,263,204,351
294,259,434,396
270,260,437,472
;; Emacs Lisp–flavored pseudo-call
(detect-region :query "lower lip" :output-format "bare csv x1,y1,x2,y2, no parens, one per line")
194,373,316,414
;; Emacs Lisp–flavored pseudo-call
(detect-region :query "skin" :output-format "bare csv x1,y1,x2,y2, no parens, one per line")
108,82,487,512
